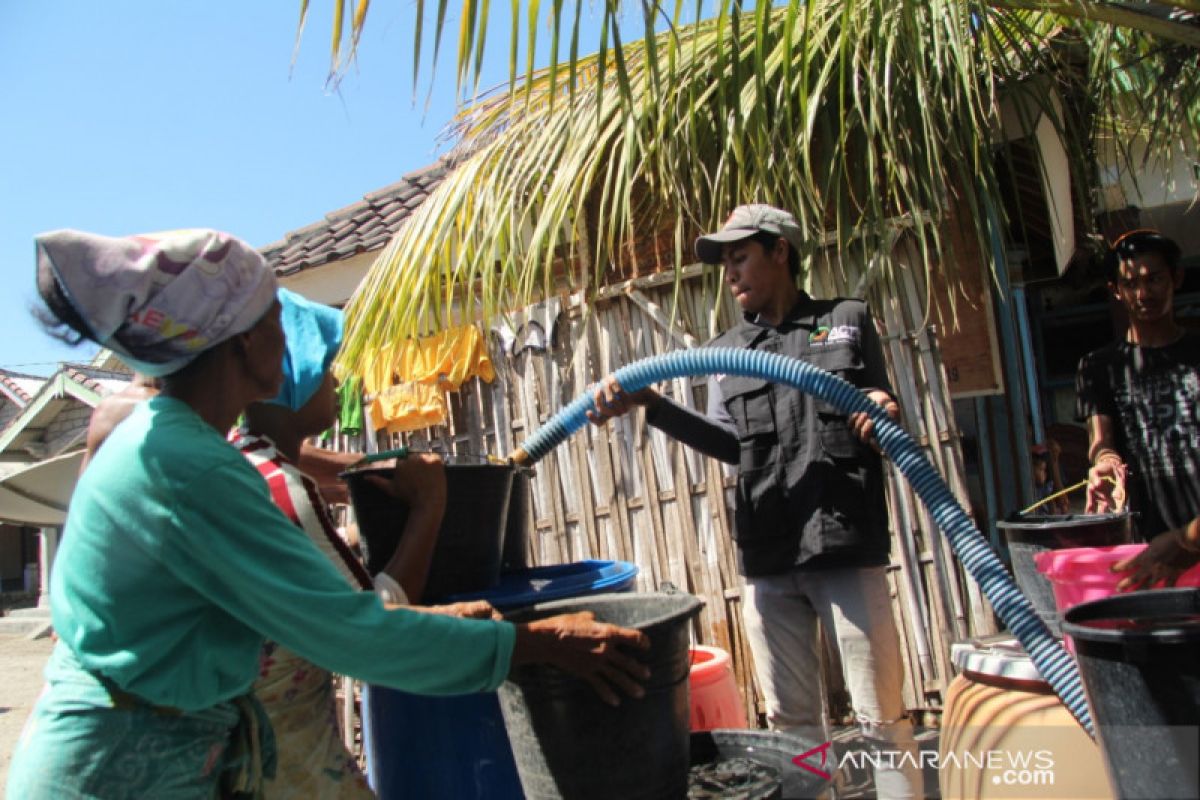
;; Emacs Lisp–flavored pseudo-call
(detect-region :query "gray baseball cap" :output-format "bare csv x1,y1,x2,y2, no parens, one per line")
694,204,805,264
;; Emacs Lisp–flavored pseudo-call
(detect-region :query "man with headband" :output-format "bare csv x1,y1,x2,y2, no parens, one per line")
10,229,651,799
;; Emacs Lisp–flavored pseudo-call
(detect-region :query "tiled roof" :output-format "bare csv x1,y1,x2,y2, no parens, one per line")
0,370,45,405
62,365,133,397
261,160,450,276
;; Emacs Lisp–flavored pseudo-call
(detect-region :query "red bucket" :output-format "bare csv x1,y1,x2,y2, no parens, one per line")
688,645,747,732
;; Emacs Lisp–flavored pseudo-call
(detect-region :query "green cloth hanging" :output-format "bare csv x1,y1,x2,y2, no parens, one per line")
337,376,364,437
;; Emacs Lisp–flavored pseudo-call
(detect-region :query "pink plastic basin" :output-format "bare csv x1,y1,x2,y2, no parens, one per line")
1035,543,1200,613
1036,544,1200,653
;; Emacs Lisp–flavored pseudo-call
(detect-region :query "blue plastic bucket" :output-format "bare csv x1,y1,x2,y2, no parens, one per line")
362,560,639,800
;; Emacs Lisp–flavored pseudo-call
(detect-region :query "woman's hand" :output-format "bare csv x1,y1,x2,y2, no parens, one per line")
297,443,361,505
411,600,503,621
586,376,660,426
1085,456,1127,514
849,390,900,448
361,452,448,516
365,452,447,602
1114,521,1200,590
385,452,448,511
512,611,651,706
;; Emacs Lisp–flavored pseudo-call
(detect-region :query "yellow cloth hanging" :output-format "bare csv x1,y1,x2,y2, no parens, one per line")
360,325,495,432
395,325,495,390
369,382,449,434
362,339,401,398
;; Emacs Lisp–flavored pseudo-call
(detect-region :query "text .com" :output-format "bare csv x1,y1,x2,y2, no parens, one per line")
793,743,1056,784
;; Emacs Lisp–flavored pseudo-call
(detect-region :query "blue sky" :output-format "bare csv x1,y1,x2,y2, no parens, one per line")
1,1,586,376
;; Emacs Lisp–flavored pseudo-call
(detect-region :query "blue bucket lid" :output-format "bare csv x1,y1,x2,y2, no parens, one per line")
443,559,639,611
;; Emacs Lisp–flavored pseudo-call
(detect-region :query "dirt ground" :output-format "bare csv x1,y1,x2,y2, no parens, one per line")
0,634,52,788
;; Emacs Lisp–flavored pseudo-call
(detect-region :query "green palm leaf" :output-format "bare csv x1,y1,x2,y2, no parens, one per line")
311,0,1199,377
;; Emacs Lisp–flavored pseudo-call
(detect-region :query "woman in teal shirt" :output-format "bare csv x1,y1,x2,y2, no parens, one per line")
8,229,647,799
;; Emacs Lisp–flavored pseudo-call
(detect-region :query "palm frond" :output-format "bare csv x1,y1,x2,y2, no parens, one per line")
321,0,1200,378
339,1,993,372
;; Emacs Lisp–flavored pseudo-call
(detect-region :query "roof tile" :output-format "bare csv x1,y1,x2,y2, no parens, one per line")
263,158,450,276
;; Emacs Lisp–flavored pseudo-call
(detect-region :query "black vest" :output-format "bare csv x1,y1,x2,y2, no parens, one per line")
713,297,891,575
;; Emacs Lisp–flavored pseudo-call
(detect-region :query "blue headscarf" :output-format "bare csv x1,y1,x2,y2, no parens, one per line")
268,288,344,410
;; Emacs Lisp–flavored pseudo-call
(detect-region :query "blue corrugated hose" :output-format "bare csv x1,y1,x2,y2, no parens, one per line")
511,348,1094,736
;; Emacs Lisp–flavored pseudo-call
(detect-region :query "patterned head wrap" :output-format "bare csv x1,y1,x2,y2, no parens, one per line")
266,289,344,411
35,228,278,377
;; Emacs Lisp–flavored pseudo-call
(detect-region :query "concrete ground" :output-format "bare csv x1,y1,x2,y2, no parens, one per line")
0,633,52,789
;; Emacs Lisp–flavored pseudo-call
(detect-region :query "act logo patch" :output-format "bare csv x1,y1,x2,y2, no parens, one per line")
810,325,859,346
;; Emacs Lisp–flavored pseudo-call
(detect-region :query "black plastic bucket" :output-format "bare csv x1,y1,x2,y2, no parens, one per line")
342,455,515,601
996,512,1132,636
499,591,704,800
501,467,534,573
688,729,833,799
1062,588,1200,799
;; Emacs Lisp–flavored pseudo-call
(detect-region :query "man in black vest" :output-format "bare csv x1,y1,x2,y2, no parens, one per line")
589,204,921,798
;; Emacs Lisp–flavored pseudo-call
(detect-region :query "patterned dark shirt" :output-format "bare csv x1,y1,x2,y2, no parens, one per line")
1076,331,1200,537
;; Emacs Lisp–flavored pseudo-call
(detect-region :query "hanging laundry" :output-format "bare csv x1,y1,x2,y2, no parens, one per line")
362,325,495,392
369,382,449,434
361,339,402,398
394,325,495,389
358,325,494,433
336,376,364,436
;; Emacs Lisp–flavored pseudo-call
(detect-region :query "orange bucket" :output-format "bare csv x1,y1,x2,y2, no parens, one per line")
688,645,748,731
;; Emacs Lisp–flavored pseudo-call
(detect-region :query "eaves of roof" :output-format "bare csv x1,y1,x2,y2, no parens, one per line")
0,370,45,406
0,368,111,455
63,365,134,397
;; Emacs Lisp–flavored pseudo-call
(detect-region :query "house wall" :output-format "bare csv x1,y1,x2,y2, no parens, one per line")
0,400,21,432
278,251,375,307
0,524,34,591
1099,140,1200,211
42,403,92,457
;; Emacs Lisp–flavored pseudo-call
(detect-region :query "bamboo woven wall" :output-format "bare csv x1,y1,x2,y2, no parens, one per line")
352,250,998,727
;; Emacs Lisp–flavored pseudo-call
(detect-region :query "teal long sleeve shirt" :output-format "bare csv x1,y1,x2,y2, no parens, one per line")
51,396,514,711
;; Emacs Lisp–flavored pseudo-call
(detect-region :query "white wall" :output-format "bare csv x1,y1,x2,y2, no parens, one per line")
43,404,92,456
1098,139,1200,211
278,251,377,307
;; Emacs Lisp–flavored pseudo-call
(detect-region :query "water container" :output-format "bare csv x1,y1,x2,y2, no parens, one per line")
689,729,833,799
938,636,1113,799
689,645,748,732
996,512,1132,636
1036,544,1200,652
360,560,639,800
1062,588,1200,799
501,467,534,572
342,455,515,601
499,591,704,800
448,559,640,608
